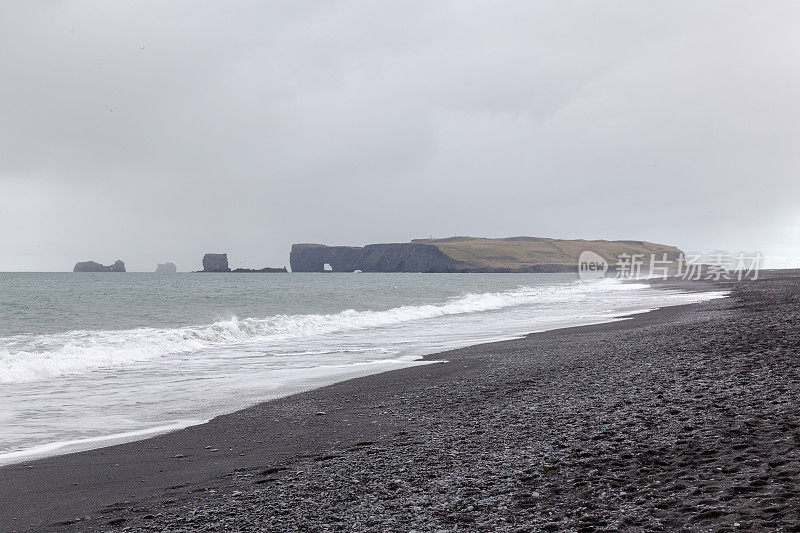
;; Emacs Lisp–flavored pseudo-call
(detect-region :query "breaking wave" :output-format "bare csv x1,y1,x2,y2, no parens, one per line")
0,279,643,384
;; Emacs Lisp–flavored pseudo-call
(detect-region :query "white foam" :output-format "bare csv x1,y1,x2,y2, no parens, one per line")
0,280,730,465
0,278,649,384
0,419,207,465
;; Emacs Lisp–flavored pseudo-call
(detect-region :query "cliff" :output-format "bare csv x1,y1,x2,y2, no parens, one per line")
155,262,177,273
73,260,126,272
290,237,683,273
201,253,231,272
290,243,466,273
414,236,683,271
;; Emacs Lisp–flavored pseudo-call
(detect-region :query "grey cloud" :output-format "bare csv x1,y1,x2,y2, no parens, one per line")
1,1,799,270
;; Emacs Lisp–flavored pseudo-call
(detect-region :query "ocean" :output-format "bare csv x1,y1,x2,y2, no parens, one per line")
0,272,726,464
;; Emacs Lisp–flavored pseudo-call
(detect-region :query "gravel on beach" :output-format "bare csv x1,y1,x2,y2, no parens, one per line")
2,274,800,532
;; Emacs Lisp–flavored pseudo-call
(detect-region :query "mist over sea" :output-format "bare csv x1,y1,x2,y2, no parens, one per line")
0,273,725,463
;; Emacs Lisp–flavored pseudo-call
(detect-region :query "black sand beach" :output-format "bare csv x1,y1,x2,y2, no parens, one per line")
2,273,800,531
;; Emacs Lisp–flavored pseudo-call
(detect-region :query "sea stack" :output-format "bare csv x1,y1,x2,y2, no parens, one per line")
201,253,231,272
155,262,177,273
73,260,126,272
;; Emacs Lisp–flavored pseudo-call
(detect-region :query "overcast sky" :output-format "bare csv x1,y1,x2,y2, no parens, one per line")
1,1,799,271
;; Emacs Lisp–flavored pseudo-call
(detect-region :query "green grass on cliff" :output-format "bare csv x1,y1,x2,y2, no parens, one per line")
412,236,681,270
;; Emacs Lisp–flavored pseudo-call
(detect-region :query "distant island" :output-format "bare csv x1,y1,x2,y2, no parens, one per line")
290,237,682,273
200,253,286,273
155,262,177,273
73,260,126,272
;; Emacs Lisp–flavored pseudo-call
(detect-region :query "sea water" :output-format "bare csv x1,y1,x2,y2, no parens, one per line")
0,272,726,463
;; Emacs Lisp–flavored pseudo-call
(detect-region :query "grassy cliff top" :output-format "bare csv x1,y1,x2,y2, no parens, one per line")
411,236,682,270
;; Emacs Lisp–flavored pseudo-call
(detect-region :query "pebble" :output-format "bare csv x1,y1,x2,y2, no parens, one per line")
59,277,800,532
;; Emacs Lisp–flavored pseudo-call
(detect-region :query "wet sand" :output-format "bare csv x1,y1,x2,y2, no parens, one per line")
2,274,800,531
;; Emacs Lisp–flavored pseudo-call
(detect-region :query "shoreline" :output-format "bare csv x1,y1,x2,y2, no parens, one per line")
0,280,722,469
4,275,798,530
0,290,717,531
0,357,444,468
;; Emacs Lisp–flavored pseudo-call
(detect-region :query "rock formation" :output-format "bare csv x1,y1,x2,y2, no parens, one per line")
201,253,231,272
73,260,126,272
199,254,286,273
231,267,288,273
155,262,177,273
290,237,684,273
290,243,464,273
